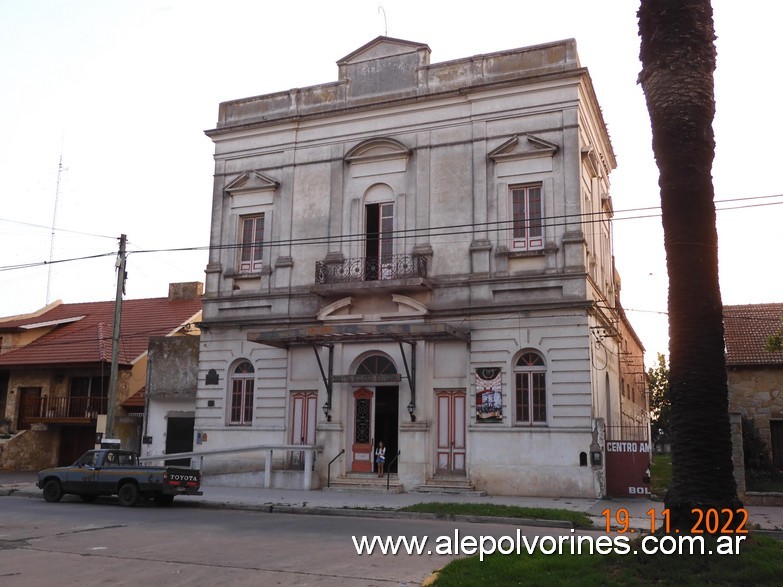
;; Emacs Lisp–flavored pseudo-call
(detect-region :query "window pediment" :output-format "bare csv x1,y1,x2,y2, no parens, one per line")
488,134,559,162
345,138,411,165
316,294,429,322
225,171,280,195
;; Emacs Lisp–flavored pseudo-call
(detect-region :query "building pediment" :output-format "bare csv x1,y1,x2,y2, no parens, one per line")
224,171,280,195
337,36,430,66
488,134,559,162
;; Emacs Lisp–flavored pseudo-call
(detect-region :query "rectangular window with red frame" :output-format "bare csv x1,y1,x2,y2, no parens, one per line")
511,185,543,251
239,214,264,273
230,378,254,425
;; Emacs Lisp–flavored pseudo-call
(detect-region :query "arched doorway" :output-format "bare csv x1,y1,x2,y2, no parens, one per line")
350,355,399,473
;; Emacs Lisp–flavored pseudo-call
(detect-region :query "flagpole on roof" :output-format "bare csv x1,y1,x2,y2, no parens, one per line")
105,234,127,441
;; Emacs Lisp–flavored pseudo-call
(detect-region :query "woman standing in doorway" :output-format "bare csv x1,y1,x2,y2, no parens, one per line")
375,441,386,477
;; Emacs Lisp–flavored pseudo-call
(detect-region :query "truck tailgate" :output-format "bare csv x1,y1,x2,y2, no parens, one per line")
163,468,202,495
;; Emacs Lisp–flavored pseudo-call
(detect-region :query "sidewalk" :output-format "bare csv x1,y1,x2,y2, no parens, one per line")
2,471,781,532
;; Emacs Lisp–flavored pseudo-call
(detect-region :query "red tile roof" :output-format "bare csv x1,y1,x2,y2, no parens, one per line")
0,296,201,368
724,303,783,367
123,386,146,409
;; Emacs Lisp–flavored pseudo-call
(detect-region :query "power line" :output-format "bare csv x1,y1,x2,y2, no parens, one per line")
0,217,117,240
0,193,781,273
0,251,117,272
130,194,783,254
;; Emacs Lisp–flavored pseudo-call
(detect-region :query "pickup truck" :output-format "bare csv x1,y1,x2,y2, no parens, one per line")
37,449,203,507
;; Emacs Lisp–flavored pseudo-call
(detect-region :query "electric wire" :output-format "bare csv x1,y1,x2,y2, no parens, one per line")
1,193,781,273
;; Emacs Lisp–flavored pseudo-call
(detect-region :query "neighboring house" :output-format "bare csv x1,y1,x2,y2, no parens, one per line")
724,303,783,469
196,36,646,497
0,283,202,470
140,334,202,464
616,305,649,436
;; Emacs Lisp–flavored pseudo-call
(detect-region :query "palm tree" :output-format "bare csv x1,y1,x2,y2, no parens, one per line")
637,0,742,531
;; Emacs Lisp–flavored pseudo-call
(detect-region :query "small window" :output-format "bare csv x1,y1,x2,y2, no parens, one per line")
514,351,547,424
510,185,543,251
229,361,255,426
239,215,265,273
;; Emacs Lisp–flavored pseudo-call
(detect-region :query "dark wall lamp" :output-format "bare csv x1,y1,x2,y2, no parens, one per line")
322,402,332,422
407,401,416,422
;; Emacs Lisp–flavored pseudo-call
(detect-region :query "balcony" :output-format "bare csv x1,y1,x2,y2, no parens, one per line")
23,396,107,425
312,254,429,296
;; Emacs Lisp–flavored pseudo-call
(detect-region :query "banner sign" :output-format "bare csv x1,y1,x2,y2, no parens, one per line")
475,367,502,422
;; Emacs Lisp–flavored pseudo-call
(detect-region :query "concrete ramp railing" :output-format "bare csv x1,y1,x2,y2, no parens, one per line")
139,444,323,490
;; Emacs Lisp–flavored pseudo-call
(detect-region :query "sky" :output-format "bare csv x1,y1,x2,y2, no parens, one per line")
1,0,781,366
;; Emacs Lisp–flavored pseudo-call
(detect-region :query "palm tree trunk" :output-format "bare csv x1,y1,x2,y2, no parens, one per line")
638,0,742,531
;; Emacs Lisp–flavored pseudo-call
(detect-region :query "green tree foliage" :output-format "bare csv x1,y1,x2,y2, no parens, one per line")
765,317,783,351
647,353,670,442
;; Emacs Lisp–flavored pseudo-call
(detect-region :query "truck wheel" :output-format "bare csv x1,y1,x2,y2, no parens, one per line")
117,483,140,507
43,480,63,503
154,495,175,507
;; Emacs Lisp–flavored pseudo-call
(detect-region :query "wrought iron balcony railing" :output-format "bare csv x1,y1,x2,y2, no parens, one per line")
315,254,427,285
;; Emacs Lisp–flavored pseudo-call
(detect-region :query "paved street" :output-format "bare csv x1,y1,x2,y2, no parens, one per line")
0,495,581,587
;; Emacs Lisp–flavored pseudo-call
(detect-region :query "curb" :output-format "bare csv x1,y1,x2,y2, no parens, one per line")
5,484,578,529
175,499,579,528
0,484,30,497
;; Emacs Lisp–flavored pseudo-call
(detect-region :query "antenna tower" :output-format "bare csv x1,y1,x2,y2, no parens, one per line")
46,152,66,304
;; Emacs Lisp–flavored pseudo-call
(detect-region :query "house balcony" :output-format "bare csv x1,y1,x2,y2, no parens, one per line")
312,254,430,296
23,396,107,425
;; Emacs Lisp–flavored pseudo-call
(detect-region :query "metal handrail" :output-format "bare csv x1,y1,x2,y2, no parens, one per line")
386,450,401,491
327,449,345,488
139,443,322,464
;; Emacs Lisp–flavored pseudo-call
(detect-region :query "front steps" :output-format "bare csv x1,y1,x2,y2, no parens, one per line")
323,473,486,496
324,472,404,493
416,476,486,496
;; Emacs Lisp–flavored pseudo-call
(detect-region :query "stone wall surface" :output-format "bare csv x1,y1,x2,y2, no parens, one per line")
729,367,783,455
0,429,57,471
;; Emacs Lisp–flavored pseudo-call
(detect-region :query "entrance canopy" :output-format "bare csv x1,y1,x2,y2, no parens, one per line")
247,322,470,349
247,322,470,422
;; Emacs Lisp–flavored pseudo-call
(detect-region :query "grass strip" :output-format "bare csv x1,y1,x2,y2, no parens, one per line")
431,534,782,586
400,502,593,528
650,454,672,500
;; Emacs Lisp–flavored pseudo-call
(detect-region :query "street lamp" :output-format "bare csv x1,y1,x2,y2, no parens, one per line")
322,402,331,422
407,401,416,422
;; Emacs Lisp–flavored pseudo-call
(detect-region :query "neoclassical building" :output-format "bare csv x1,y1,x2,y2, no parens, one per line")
193,37,646,497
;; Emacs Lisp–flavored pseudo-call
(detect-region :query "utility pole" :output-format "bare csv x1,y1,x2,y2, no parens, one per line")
105,234,127,441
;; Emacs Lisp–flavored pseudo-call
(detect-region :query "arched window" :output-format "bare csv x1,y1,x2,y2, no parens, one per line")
356,354,397,377
514,351,546,424
229,361,254,425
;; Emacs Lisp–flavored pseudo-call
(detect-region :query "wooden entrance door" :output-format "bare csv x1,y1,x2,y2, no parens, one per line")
436,390,466,474
17,387,42,430
290,392,317,469
352,388,374,472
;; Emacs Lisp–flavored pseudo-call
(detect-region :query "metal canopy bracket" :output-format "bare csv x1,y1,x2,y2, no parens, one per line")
312,343,334,419
397,340,416,416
